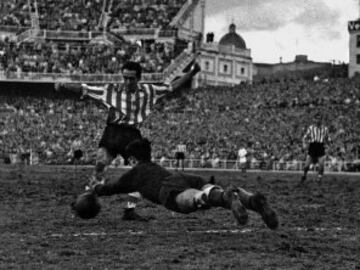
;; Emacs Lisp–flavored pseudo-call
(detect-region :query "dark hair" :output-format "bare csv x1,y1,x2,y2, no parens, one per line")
122,61,142,79
126,138,152,161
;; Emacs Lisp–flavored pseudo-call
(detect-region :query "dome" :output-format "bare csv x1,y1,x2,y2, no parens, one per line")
219,23,246,49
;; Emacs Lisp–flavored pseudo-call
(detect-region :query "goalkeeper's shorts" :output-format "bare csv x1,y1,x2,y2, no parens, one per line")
159,173,207,213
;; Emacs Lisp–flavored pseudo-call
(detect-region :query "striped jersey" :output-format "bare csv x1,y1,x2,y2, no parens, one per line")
176,144,186,153
81,83,172,126
303,125,330,144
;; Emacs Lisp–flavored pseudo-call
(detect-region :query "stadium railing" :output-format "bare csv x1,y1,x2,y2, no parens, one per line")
158,29,178,38
9,29,123,42
16,28,40,43
11,27,178,41
1,154,359,172
0,25,30,34
163,50,193,78
149,159,360,173
25,29,106,41
0,71,164,83
170,0,200,27
112,28,156,36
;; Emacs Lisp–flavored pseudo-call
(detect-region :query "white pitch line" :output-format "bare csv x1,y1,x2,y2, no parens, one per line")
49,227,351,238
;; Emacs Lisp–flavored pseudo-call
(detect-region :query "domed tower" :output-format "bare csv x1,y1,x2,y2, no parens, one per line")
219,23,247,50
197,23,253,86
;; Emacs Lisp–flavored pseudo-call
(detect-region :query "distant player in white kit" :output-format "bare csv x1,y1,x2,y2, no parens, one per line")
238,145,247,173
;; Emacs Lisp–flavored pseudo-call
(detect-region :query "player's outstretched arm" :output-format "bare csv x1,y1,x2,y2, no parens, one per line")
54,82,83,94
92,171,136,197
170,61,201,93
55,83,109,104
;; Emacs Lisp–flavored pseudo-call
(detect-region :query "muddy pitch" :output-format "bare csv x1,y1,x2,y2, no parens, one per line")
0,165,359,269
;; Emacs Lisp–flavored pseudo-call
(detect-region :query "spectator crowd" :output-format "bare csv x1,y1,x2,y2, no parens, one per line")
1,77,359,171
0,0,359,172
0,37,176,75
0,0,187,76
0,0,187,30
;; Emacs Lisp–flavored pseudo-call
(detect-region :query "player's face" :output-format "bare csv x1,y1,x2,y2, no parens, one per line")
315,115,322,125
123,69,139,92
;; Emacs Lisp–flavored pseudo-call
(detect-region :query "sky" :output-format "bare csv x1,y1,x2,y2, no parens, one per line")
204,0,359,64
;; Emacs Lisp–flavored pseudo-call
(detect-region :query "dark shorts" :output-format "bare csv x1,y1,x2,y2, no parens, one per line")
21,153,30,161
73,150,83,160
4,156,11,164
159,173,207,213
99,124,142,159
175,152,185,160
308,142,325,161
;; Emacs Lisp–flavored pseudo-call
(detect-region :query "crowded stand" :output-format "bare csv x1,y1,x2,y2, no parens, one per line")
109,0,187,29
0,0,187,76
0,0,187,30
37,0,102,31
0,0,31,27
1,77,359,171
0,0,358,172
0,38,175,74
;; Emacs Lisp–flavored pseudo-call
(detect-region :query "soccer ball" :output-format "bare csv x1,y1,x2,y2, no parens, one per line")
72,191,101,219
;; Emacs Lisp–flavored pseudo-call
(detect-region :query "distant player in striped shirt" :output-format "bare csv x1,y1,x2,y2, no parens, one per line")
56,60,200,220
300,113,331,183
174,143,186,171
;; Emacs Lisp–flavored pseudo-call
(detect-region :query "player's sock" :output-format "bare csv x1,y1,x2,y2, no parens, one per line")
201,185,223,207
229,187,278,229
175,189,209,212
202,184,248,225
301,167,309,183
223,185,248,225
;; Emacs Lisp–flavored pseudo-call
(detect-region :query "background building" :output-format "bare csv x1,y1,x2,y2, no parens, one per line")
196,23,253,87
348,19,360,77
253,55,338,82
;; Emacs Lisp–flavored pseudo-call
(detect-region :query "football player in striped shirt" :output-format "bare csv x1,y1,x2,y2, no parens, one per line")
300,113,331,183
56,60,200,221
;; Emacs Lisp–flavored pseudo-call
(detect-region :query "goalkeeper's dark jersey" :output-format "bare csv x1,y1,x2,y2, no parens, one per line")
95,161,207,206
96,161,171,204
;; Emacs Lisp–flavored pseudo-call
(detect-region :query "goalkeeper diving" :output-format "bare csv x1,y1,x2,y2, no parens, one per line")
73,139,279,230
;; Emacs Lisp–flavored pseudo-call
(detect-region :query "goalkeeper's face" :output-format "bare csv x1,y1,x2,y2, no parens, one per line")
123,69,139,92
128,156,139,167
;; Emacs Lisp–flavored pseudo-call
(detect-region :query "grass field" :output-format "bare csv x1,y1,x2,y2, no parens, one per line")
0,165,360,269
